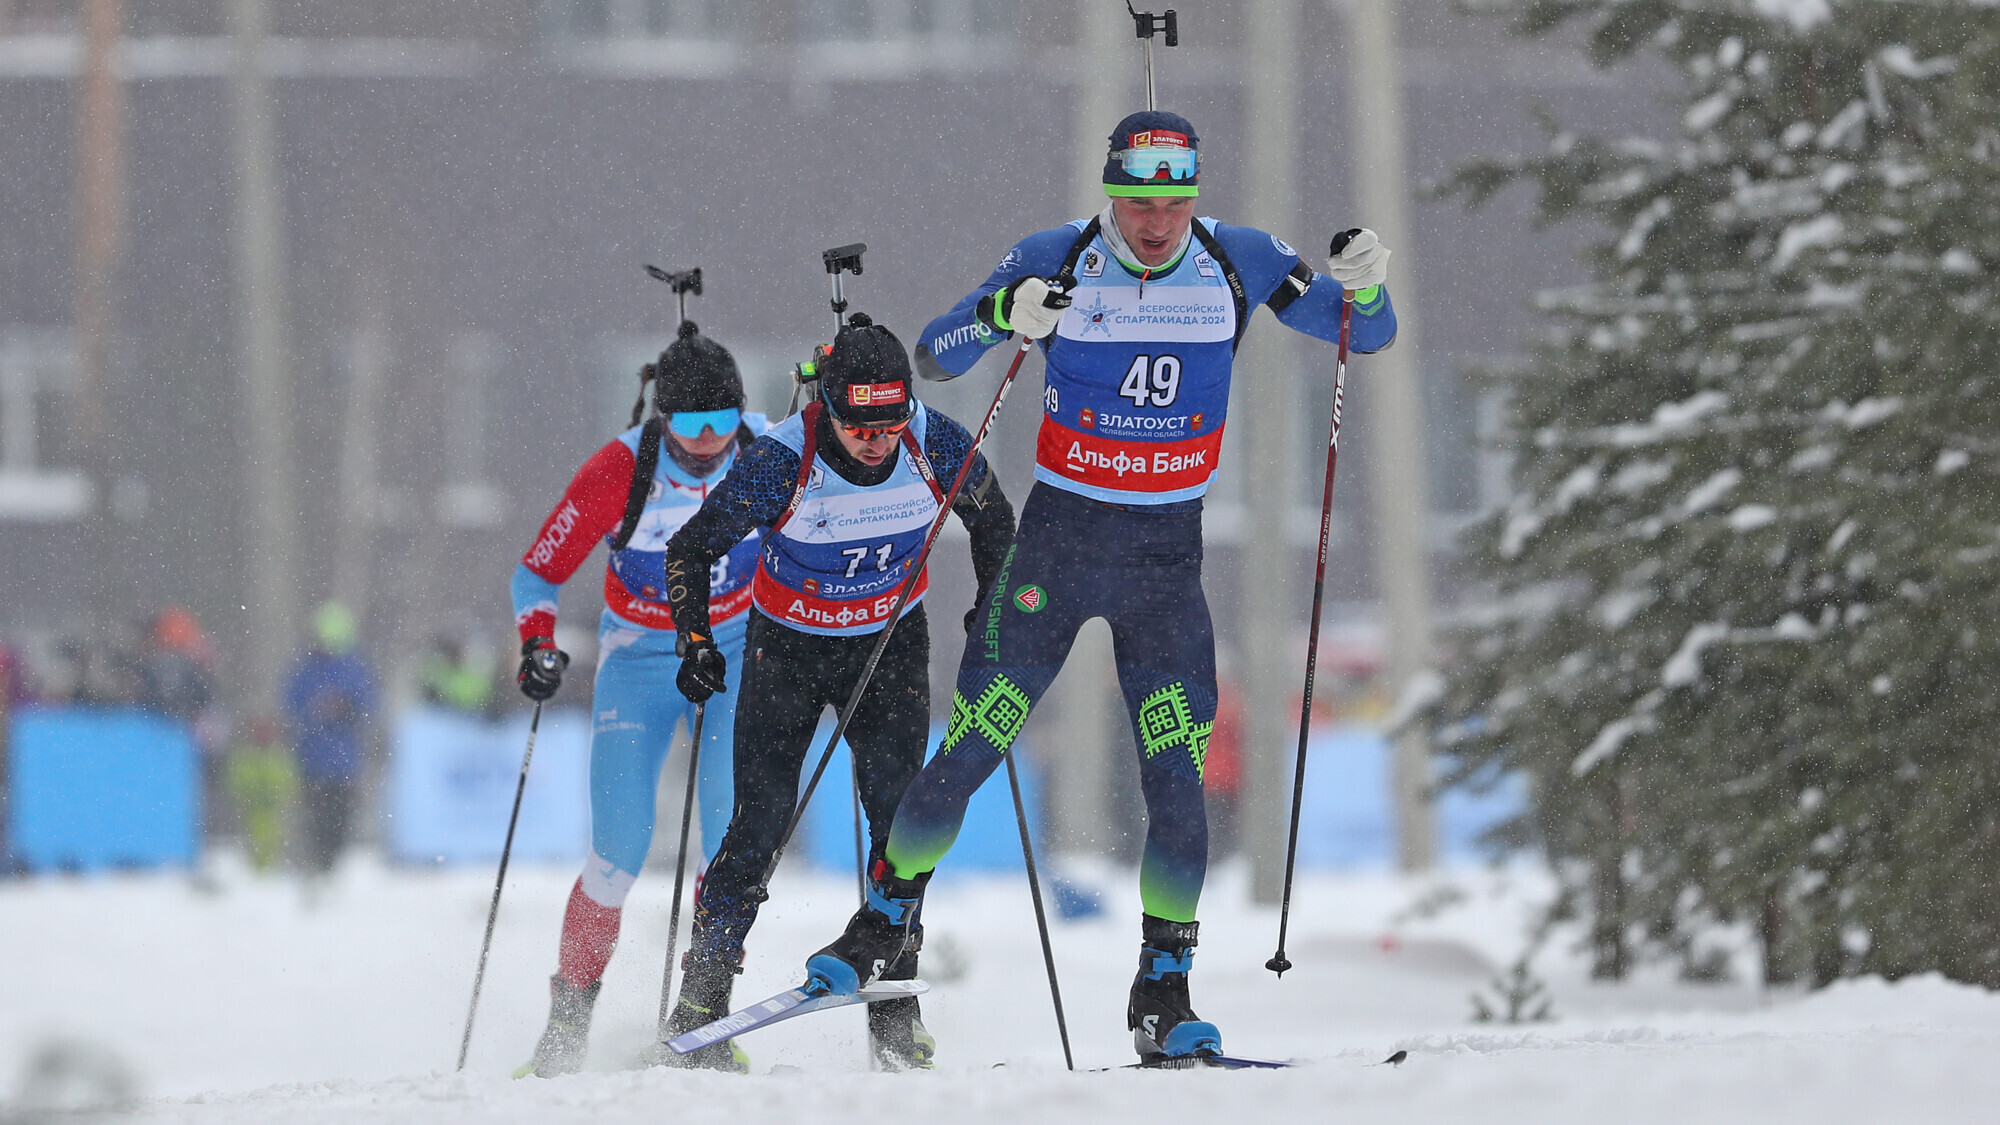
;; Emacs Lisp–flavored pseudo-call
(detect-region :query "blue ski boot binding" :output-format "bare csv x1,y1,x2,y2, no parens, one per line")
1128,916,1223,1063
806,863,929,996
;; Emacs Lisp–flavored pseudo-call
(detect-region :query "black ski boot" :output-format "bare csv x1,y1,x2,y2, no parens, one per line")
867,934,936,1071
1127,916,1223,1063
515,975,600,1078
807,866,930,995
658,952,750,1073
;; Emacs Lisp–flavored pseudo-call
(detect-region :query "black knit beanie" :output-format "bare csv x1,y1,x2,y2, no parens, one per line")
817,313,914,426
654,321,745,415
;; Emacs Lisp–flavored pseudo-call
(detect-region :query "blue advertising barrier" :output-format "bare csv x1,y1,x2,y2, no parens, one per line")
6,707,199,873
1296,725,1525,867
387,707,592,866
385,709,1036,876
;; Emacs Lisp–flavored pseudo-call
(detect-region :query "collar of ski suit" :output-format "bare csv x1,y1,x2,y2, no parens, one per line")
1097,203,1193,277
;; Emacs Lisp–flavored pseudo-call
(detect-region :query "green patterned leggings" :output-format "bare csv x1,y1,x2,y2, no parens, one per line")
884,485,1215,922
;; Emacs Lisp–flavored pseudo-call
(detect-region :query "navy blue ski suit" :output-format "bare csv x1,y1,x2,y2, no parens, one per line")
884,215,1396,921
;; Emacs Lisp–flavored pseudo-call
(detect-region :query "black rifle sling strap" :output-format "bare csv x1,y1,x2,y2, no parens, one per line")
1054,216,1104,290
1186,221,1251,351
610,417,663,551
1191,220,1315,351
1061,216,1310,354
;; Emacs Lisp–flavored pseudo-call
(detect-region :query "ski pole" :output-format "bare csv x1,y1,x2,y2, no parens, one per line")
654,701,706,1043
850,762,867,906
749,334,1038,903
457,701,546,1071
1266,279,1355,978
1004,748,1074,1071
849,764,869,1064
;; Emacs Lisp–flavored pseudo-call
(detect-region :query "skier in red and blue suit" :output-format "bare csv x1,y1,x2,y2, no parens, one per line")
512,322,767,1077
807,110,1398,1063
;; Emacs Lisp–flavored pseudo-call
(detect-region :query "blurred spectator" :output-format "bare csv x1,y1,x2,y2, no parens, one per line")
283,603,376,878
140,607,231,843
0,638,29,709
226,715,297,872
53,622,143,705
138,606,215,722
0,636,28,869
417,635,496,717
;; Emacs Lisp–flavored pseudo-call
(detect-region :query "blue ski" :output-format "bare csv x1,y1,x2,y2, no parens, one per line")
1141,1053,1290,1070
664,979,928,1056
1098,1054,1293,1071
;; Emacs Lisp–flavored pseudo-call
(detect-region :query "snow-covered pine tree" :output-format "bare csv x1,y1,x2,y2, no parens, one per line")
1432,0,2000,986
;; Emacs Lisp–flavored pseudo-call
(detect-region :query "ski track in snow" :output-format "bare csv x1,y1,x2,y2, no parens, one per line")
4,859,1999,1123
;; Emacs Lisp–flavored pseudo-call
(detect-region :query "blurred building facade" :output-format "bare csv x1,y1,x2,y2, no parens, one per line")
0,0,1671,858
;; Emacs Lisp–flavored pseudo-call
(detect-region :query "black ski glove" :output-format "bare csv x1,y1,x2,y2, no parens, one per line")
516,638,570,702
676,634,728,703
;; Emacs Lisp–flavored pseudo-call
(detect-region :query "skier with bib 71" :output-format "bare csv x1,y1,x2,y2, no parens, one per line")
803,110,1398,1064
658,314,1016,1071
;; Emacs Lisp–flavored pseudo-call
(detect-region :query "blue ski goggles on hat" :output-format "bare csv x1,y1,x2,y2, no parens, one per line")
666,407,741,439
1112,144,1199,182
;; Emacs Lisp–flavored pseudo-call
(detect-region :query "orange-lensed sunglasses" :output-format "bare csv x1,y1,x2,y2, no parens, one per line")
833,417,911,441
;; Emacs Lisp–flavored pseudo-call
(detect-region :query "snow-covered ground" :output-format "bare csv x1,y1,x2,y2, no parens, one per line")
4,855,1998,1123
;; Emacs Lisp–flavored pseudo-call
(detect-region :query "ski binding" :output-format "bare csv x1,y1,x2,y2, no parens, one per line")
1094,1052,1292,1071
664,979,928,1056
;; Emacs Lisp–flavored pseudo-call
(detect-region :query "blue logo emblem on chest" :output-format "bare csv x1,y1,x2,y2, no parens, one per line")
797,500,839,541
1077,292,1115,338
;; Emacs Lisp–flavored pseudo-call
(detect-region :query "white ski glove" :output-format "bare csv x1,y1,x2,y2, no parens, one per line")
1325,228,1391,291
979,277,1073,340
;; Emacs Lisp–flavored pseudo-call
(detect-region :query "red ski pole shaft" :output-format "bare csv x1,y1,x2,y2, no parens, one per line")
1267,293,1352,977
